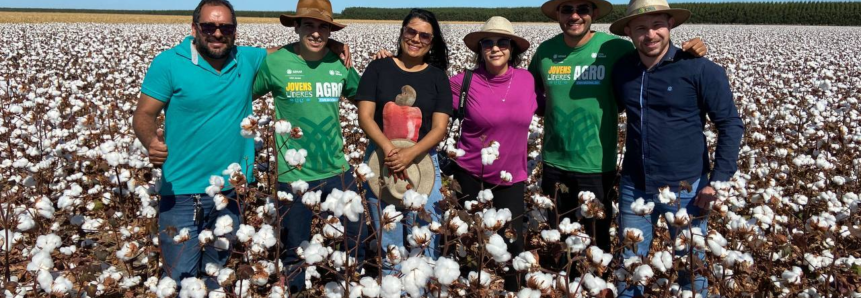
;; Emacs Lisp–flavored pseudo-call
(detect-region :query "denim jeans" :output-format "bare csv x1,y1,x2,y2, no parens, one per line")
158,189,241,290
365,143,444,274
616,175,709,298
278,169,368,293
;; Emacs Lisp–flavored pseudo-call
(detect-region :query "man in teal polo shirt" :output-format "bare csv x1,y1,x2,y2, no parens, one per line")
133,0,262,289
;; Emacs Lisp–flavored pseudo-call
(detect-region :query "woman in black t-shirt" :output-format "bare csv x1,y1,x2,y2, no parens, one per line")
356,8,452,264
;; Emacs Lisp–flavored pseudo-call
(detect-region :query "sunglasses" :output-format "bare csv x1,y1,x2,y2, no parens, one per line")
196,23,237,36
480,38,512,50
559,4,594,16
402,27,434,45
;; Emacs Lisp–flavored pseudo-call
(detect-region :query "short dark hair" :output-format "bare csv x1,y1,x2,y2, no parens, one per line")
474,41,524,69
193,0,237,25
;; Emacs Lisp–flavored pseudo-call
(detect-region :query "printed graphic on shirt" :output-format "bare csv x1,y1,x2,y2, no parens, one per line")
545,62,606,86
283,82,344,103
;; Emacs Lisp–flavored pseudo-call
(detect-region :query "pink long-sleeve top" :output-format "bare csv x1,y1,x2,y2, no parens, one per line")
449,66,538,185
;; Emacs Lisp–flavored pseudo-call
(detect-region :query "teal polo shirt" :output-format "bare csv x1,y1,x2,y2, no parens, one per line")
141,36,267,196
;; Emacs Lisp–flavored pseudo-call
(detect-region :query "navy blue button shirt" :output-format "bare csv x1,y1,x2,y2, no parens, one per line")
612,44,744,192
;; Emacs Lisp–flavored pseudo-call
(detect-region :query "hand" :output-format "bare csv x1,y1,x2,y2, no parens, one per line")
682,37,707,57
148,129,168,167
327,40,352,69
372,49,394,60
693,185,718,209
385,146,417,173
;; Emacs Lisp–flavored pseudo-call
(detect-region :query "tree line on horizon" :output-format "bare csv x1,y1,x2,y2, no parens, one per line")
2,2,860,26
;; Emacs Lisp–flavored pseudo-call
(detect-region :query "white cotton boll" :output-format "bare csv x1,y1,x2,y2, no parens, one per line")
468,270,493,287
706,231,727,257
486,234,511,263
360,277,381,297
15,211,35,232
179,277,207,298
382,205,403,231
565,233,591,253
781,266,803,285
291,180,309,194
27,251,53,271
206,176,225,197
513,251,539,272
401,256,433,297
51,275,73,295
302,190,322,208
274,120,292,135
658,186,677,204
448,216,468,236
205,263,222,277
651,250,673,273
665,208,691,227
81,217,104,232
35,234,62,253
37,269,54,292
34,196,55,219
408,225,433,248
173,228,191,243
477,189,494,203
213,215,234,236
120,276,142,289
403,189,429,211
500,171,513,183
622,228,644,245
115,241,139,261
59,246,76,256
480,142,500,166
517,288,541,298
435,257,460,286
381,275,402,298
632,264,654,285
277,191,294,202
233,280,250,297
268,285,288,298
325,281,345,298
541,229,561,243
212,194,228,211
217,268,234,286
530,194,554,209
525,272,553,290
299,241,329,265
582,273,611,296
386,245,408,265
558,218,582,235
357,163,376,180
323,216,345,239
222,163,242,177
199,230,214,245
481,208,512,231
253,224,277,249
631,197,655,215
236,224,255,243
209,289,227,298
623,256,642,269
156,277,178,298
284,149,308,167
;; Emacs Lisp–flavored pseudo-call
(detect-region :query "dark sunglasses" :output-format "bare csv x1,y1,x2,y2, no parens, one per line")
480,38,512,50
559,4,594,16
196,23,237,36
402,27,434,45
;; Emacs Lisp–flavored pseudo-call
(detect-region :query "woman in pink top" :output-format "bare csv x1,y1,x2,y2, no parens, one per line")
448,16,537,290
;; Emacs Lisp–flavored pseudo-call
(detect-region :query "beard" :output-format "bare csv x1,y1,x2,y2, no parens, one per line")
194,33,234,60
637,37,670,58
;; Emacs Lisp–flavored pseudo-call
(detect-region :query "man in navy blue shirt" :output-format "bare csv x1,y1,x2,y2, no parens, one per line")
609,0,744,297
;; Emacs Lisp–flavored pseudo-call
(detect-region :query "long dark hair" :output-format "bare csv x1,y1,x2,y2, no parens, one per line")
396,9,449,71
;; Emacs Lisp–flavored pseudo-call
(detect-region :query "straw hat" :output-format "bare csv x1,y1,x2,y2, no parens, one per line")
609,0,691,36
541,0,614,21
280,0,346,31
463,16,531,53
367,139,436,207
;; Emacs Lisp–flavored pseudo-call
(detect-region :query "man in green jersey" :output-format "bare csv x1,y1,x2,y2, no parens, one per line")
529,0,706,260
251,0,364,293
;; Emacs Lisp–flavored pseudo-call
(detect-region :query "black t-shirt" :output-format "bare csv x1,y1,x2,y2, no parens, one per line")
356,57,453,142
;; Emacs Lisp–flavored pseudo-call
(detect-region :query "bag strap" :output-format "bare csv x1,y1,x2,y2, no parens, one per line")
450,70,473,145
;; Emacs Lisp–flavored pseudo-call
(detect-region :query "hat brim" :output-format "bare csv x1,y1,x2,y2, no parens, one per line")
463,30,531,53
280,14,346,32
541,0,614,21
609,9,690,36
367,139,436,207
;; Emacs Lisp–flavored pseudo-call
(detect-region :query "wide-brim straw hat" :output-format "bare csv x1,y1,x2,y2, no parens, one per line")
541,0,614,21
280,0,346,31
609,0,691,36
367,139,436,207
463,16,531,53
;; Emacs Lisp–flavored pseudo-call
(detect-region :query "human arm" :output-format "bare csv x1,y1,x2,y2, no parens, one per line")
385,112,449,172
252,59,271,101
327,39,353,69
681,37,707,57
133,95,168,167
698,62,744,198
358,100,396,157
527,54,546,117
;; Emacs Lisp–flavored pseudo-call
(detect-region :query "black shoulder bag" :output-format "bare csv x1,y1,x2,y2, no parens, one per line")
438,70,473,176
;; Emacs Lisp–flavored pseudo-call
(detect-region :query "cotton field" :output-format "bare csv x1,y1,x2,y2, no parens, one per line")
1,22,860,298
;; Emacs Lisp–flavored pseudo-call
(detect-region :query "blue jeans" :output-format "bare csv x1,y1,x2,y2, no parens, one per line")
158,189,241,290
278,169,367,293
616,175,709,298
365,143,444,274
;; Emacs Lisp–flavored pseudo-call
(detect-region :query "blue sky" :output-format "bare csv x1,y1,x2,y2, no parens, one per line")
0,0,825,12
